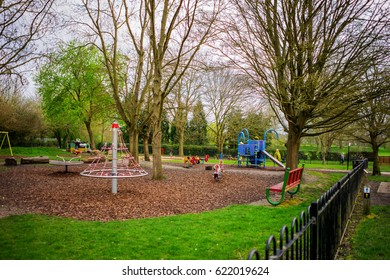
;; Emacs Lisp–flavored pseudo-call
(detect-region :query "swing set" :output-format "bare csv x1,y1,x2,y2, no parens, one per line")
0,131,13,156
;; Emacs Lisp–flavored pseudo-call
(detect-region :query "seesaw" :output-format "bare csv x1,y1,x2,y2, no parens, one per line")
49,155,84,172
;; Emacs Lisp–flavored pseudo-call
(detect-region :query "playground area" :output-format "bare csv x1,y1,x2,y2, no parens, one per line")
0,162,284,221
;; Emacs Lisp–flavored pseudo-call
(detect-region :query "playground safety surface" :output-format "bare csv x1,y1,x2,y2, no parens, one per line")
0,162,284,221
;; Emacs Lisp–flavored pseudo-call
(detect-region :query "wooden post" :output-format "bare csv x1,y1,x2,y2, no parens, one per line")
363,186,371,215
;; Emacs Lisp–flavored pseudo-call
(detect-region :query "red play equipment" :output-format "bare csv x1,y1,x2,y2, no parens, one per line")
183,154,209,168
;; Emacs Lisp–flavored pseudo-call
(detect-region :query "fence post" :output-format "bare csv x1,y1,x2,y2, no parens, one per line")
310,201,318,260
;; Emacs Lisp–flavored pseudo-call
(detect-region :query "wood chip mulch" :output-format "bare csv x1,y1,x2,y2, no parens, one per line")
0,163,283,221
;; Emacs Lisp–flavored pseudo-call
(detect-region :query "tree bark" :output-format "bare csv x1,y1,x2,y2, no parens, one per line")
178,126,185,157
151,117,164,180
85,121,95,150
143,135,150,161
218,139,224,155
54,130,62,149
371,140,381,176
129,127,139,162
285,124,301,169
150,62,164,179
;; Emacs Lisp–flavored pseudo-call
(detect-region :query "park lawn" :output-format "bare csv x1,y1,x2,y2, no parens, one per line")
0,205,306,260
346,176,390,260
0,146,66,159
349,206,390,260
297,160,390,173
299,144,390,155
0,171,342,260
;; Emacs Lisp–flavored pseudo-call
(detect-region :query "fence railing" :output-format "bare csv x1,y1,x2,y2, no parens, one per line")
248,159,368,260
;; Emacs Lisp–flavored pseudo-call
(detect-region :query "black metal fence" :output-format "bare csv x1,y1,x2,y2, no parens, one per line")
248,159,368,260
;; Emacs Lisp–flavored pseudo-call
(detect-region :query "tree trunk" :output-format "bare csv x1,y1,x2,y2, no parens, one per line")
85,121,95,150
56,137,62,149
151,118,164,180
216,128,224,155
62,136,68,149
320,137,327,165
54,130,62,149
322,153,327,165
129,128,139,162
218,141,224,155
143,135,150,161
178,126,184,157
371,142,381,176
285,126,301,169
101,121,106,144
150,72,164,179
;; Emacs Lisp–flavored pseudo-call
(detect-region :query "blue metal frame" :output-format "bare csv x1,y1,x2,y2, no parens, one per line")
237,128,279,168
264,128,278,142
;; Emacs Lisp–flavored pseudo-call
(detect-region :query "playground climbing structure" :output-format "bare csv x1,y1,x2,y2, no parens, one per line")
80,121,148,194
237,128,285,169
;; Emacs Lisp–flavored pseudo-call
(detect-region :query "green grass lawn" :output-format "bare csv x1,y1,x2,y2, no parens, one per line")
298,160,390,173
0,146,66,159
349,206,390,260
0,206,299,260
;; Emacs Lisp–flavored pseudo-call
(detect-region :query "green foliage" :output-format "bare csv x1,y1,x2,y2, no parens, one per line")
225,109,273,150
185,100,208,145
35,41,114,148
158,144,236,158
224,108,244,148
146,144,221,157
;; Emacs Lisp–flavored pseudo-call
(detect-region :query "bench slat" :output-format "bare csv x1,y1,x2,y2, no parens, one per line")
285,180,300,190
269,181,284,192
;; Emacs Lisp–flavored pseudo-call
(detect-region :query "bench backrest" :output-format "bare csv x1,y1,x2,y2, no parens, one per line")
283,166,304,189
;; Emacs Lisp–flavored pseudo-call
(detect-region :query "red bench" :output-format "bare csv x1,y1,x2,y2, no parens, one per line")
266,164,304,206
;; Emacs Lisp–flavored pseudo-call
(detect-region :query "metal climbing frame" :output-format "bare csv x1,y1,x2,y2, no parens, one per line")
80,121,148,194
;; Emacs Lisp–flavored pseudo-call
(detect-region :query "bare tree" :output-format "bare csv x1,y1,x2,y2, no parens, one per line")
166,67,202,156
146,0,223,179
0,0,55,80
77,0,153,161
202,67,249,153
0,76,45,143
222,0,389,168
349,66,390,175
316,131,337,165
